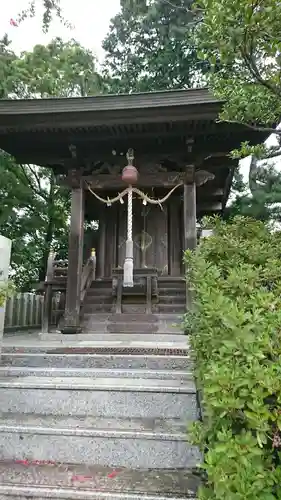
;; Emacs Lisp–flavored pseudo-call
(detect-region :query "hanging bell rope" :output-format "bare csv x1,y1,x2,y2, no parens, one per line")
122,149,137,287
123,185,134,287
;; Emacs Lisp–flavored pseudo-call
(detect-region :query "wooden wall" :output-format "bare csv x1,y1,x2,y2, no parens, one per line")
96,197,184,277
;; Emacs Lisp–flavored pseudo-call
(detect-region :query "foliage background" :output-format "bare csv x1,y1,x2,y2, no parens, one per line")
194,0,281,219
0,36,101,290
184,216,281,499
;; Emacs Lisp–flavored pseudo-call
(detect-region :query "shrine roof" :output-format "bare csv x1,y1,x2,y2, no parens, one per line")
0,88,268,182
0,88,219,119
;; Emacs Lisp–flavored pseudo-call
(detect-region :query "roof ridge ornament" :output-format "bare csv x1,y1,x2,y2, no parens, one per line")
69,144,77,158
126,148,134,165
122,148,138,185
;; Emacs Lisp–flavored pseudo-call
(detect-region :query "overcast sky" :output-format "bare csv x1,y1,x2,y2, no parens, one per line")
0,0,121,61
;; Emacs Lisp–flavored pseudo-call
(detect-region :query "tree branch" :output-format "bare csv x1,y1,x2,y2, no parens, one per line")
218,119,281,136
241,22,281,98
262,150,281,160
20,164,48,202
18,164,35,190
27,165,44,194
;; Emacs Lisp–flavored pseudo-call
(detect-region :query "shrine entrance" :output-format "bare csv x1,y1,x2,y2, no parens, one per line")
88,149,209,284
96,195,183,279
0,88,266,332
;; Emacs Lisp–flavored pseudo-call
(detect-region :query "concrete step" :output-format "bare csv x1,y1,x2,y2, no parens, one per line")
84,315,161,333
0,376,197,419
80,323,183,334
2,341,189,355
0,366,193,380
81,313,183,334
109,314,158,323
1,352,191,370
82,319,139,334
38,333,187,342
106,323,159,334
0,462,199,499
0,414,200,468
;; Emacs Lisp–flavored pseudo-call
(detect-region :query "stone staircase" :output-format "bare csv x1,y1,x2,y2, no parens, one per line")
81,277,186,334
0,283,201,499
157,277,186,315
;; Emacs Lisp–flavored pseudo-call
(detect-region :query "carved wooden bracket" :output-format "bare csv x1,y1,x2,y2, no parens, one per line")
68,168,84,189
195,170,215,186
184,165,215,186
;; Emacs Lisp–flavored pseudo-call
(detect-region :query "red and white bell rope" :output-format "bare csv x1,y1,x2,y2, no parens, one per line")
123,185,134,287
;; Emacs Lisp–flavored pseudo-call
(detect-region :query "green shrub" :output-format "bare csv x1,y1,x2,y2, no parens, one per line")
184,216,281,499
0,274,14,307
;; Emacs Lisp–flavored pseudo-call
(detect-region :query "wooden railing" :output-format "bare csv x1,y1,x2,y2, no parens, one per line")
80,254,96,303
42,250,96,333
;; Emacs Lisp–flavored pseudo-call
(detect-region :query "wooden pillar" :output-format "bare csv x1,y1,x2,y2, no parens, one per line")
97,213,106,278
42,250,56,334
62,183,85,333
183,181,197,310
168,199,181,276
183,182,197,251
105,209,117,277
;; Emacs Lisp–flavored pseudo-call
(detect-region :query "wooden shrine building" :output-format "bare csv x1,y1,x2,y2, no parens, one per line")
0,89,265,333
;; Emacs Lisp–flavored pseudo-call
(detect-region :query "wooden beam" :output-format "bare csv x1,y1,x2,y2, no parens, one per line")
85,172,186,190
197,188,224,196
71,176,226,192
13,151,230,169
9,136,246,167
61,183,85,333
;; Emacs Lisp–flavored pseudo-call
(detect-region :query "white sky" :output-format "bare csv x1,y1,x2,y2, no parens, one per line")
0,0,121,62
